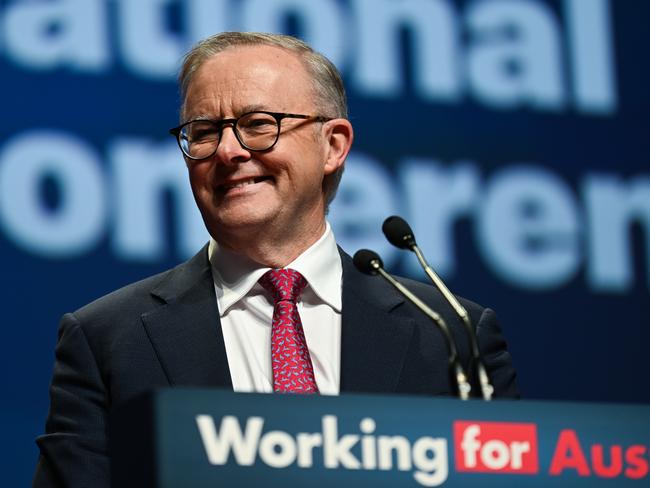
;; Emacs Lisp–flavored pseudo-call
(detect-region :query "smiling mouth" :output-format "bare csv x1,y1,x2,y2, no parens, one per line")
219,176,273,192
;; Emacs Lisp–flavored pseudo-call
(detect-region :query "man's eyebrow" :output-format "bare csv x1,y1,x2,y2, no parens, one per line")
188,114,215,121
239,104,270,114
185,105,270,123
180,113,217,124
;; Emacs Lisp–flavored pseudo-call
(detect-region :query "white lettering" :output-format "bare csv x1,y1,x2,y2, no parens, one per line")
109,139,207,261
322,415,361,469
117,0,183,78
241,0,346,70
412,437,448,487
584,174,650,291
460,425,481,468
565,0,617,113
195,414,448,486
360,418,377,469
378,435,412,471
466,0,565,110
400,160,479,277
480,439,510,469
0,127,644,296
0,0,618,114
3,0,108,71
186,0,232,44
296,433,323,467
477,166,580,289
258,430,298,468
353,0,459,100
329,152,398,265
509,440,531,469
0,131,106,256
460,424,530,471
195,414,263,466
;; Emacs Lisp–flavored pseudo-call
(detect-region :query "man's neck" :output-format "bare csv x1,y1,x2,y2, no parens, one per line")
212,218,328,268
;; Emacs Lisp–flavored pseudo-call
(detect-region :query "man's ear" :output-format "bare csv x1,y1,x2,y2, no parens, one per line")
322,118,354,175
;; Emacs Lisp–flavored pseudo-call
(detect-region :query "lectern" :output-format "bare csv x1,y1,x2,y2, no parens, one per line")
111,388,650,487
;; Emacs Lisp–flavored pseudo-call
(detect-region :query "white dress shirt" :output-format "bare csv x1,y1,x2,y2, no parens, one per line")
208,223,342,395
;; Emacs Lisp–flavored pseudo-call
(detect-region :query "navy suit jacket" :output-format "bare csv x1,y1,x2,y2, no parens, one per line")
34,246,518,487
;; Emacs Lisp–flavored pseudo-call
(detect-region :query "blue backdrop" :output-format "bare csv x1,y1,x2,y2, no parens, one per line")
1,0,648,485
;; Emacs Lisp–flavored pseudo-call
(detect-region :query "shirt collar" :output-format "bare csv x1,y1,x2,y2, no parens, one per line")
209,222,342,316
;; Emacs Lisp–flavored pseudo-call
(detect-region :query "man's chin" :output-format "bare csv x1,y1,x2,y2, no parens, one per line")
207,210,278,236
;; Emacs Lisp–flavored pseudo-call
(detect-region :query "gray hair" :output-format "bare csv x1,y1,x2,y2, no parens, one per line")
178,32,349,207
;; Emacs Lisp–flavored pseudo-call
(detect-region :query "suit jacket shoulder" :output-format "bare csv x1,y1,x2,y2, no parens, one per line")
338,251,518,398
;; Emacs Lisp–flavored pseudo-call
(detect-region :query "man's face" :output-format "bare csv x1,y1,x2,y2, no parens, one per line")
183,45,340,248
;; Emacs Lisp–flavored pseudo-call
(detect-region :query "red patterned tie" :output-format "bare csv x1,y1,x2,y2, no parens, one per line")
259,269,319,394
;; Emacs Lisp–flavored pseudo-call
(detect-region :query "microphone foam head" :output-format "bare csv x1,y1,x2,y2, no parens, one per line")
353,249,383,275
382,215,416,249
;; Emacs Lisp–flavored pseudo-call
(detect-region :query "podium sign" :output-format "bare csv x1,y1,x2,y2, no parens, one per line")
111,389,650,487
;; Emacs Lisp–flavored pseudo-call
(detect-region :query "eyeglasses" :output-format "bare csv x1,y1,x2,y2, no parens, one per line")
169,111,332,160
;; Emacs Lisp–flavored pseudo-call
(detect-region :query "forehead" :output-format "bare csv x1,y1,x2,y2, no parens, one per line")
184,44,314,117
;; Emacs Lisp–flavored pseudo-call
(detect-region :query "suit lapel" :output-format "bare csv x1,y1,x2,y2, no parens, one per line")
141,246,232,388
339,251,415,393
138,246,414,393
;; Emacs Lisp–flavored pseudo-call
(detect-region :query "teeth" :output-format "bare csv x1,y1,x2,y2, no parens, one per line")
224,178,259,190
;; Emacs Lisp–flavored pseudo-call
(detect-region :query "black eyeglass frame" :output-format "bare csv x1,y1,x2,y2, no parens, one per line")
169,111,333,160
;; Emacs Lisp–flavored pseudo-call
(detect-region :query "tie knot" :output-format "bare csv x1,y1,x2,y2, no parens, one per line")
259,268,307,303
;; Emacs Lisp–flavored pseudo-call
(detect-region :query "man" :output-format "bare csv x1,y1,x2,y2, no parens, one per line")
34,32,518,486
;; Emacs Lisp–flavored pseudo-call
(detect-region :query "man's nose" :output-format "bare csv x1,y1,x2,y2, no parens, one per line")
213,124,250,165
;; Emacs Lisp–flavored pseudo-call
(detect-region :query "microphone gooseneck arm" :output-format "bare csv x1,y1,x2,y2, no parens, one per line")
410,244,493,401
382,215,494,401
353,250,472,401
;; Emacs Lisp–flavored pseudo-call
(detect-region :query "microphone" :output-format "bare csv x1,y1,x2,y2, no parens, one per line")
382,216,494,401
353,249,472,401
